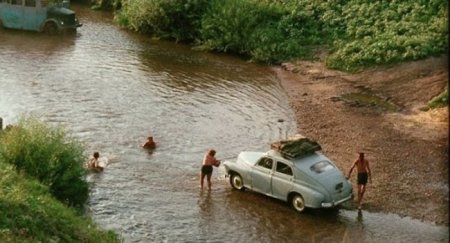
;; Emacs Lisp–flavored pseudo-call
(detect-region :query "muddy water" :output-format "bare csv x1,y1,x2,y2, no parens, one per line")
0,5,447,243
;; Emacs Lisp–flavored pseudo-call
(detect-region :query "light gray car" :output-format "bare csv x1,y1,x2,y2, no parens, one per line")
223,149,353,212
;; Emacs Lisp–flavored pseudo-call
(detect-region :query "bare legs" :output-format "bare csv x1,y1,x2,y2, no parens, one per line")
357,184,366,209
200,172,212,190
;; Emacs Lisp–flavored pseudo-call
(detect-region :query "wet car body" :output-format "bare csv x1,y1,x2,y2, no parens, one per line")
223,149,353,212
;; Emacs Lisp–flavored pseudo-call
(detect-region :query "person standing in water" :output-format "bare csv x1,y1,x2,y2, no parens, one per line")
200,149,220,190
347,152,372,210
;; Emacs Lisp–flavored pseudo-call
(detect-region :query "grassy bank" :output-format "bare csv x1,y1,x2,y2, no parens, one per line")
0,163,120,242
0,117,121,242
113,0,447,71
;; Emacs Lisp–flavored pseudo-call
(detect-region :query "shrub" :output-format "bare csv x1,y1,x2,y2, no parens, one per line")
323,0,448,71
116,0,209,42
0,162,120,242
114,0,448,69
0,116,88,208
200,0,324,63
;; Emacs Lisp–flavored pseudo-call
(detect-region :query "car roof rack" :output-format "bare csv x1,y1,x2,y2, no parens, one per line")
270,134,322,160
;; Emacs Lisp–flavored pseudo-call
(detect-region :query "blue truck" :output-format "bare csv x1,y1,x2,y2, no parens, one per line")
0,0,81,34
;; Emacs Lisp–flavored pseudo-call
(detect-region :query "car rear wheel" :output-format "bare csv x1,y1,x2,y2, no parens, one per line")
230,173,244,190
291,194,305,213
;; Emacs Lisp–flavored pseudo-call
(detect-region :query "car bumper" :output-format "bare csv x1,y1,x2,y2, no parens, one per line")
321,194,353,208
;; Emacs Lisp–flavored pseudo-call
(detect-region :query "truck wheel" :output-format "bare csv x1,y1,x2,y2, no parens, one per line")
44,22,57,35
291,194,306,213
230,173,244,191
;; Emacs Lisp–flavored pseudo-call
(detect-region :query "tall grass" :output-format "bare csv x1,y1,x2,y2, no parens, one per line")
0,116,88,208
0,162,120,242
428,87,449,109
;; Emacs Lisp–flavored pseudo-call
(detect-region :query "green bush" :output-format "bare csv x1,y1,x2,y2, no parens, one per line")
323,0,448,71
114,0,448,69
116,0,209,42
0,117,88,208
0,162,120,242
199,0,324,63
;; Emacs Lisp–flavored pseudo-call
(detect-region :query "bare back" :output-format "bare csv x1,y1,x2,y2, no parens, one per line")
355,159,369,173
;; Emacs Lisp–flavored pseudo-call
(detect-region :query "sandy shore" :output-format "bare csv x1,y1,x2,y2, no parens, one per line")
274,56,449,225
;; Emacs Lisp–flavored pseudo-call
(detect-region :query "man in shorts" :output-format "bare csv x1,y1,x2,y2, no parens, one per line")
200,149,220,190
347,152,372,210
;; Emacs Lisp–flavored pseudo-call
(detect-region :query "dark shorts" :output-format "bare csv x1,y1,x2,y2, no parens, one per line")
201,165,213,175
357,172,368,185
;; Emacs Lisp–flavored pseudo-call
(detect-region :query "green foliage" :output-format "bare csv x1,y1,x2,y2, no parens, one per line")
199,0,325,63
428,87,449,109
116,0,209,42
323,0,448,71
115,0,448,68
0,162,120,242
0,116,89,208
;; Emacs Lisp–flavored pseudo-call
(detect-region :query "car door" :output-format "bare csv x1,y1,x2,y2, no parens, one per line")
271,161,294,201
2,0,24,29
22,0,45,31
250,157,273,195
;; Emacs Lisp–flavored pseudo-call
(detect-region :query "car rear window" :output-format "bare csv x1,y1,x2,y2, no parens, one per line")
310,161,334,174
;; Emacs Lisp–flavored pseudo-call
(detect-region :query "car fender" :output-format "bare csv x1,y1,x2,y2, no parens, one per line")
289,184,325,209
224,161,251,187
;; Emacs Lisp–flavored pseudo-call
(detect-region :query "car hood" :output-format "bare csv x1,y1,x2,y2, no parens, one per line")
48,7,75,16
238,151,264,166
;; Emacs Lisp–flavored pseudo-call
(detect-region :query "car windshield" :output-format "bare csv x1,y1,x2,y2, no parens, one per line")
310,160,334,174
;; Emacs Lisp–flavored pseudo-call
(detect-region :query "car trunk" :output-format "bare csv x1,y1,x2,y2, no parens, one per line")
313,169,350,202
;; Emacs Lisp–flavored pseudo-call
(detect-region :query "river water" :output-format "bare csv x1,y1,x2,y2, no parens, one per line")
0,5,448,243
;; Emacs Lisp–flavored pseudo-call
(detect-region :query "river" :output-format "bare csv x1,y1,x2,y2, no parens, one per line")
0,4,447,243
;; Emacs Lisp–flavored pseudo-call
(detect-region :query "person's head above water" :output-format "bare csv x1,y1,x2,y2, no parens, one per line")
93,152,100,159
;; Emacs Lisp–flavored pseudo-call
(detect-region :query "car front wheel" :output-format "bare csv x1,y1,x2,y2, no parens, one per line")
230,173,244,191
291,194,305,213
44,22,58,35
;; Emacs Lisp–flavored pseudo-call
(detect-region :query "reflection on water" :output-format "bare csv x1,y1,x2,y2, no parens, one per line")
0,4,448,243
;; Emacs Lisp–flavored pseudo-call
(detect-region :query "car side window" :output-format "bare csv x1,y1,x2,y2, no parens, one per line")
276,162,293,176
256,158,273,170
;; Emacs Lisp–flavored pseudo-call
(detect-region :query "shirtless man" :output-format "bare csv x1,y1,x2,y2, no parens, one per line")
200,149,221,190
347,152,372,210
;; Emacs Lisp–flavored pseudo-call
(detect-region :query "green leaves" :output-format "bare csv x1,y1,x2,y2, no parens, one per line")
0,116,88,208
324,0,448,71
114,0,447,69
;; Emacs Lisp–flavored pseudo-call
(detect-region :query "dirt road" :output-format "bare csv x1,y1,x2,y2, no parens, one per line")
274,56,448,225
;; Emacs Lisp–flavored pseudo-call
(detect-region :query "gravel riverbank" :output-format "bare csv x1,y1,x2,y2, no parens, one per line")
274,56,449,225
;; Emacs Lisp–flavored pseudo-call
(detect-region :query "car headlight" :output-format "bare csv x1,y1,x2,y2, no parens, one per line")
61,21,64,25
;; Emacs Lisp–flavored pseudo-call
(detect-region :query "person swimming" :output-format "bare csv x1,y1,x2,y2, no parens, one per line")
87,152,103,172
142,136,156,149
